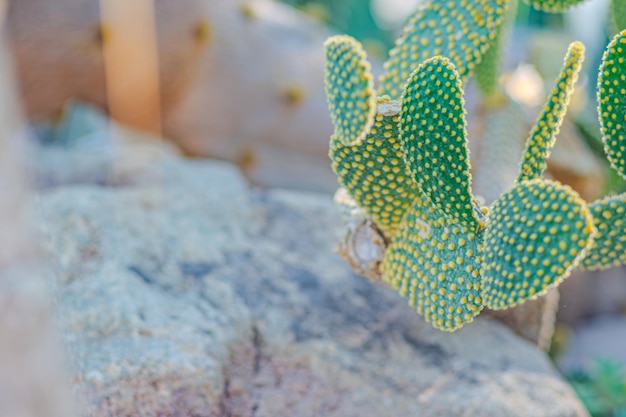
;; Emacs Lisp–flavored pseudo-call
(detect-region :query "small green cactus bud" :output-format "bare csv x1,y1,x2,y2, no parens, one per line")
378,0,509,100
517,41,585,182
400,56,481,229
580,195,626,270
598,30,626,180
523,0,588,12
329,98,420,239
324,35,376,146
481,179,595,310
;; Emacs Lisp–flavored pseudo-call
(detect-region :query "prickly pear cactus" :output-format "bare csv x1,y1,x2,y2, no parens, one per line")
329,98,420,239
517,41,585,182
324,36,376,146
580,30,626,271
523,0,588,12
323,0,626,333
378,0,509,99
613,0,626,32
325,35,594,330
380,55,592,330
475,0,518,99
481,179,594,309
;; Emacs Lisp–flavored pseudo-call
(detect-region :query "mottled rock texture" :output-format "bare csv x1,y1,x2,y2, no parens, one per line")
35,154,590,417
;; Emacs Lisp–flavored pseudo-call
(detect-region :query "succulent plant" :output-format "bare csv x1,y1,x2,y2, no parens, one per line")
523,0,587,12
613,0,626,32
323,0,626,332
579,29,626,271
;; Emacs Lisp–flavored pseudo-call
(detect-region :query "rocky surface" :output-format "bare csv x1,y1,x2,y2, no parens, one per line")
33,153,592,417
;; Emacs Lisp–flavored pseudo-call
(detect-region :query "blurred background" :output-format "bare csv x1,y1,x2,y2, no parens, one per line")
1,0,626,415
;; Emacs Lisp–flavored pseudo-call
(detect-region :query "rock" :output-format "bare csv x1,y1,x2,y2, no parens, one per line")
30,102,182,189
7,0,337,191
36,158,589,417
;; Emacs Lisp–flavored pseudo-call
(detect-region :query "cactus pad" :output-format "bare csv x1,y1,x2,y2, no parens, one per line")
517,41,585,182
481,180,595,310
378,0,508,99
329,99,421,238
580,195,626,271
324,35,376,146
598,30,626,180
475,0,518,98
524,0,588,12
382,197,484,331
400,57,481,229
613,0,626,32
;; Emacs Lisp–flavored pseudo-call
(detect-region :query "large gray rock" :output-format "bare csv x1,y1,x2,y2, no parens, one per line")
36,158,589,417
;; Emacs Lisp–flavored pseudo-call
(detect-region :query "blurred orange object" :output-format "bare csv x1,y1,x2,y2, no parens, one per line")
7,0,337,191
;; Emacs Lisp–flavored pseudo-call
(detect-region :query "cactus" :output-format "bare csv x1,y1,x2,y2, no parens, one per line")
523,0,588,12
474,0,518,99
378,0,509,100
580,30,626,271
329,95,419,239
322,0,619,332
517,42,585,182
324,36,376,146
382,55,592,330
325,34,594,330
613,0,626,32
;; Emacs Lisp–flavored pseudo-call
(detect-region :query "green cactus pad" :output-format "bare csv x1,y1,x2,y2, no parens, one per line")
524,0,587,12
324,35,376,146
378,0,508,99
580,195,626,270
517,41,585,182
475,0,518,98
400,57,481,229
382,197,484,331
329,99,421,238
481,179,595,310
613,0,626,32
598,30,626,180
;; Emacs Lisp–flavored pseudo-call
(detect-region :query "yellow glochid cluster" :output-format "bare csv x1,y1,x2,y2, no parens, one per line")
330,98,420,239
382,197,485,331
517,41,585,182
580,194,626,270
481,180,595,309
324,35,376,146
379,0,508,100
400,56,481,229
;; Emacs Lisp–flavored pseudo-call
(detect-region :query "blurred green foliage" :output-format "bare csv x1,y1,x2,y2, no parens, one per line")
567,359,626,417
281,0,394,55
